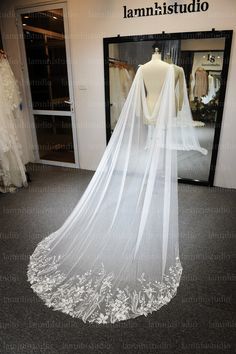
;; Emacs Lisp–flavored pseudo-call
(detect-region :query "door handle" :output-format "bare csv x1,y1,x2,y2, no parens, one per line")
64,100,73,105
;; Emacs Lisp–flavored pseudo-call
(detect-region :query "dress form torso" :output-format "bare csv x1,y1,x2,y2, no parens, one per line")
142,52,169,115
142,52,184,115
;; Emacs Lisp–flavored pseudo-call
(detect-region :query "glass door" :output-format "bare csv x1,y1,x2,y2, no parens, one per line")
17,4,79,167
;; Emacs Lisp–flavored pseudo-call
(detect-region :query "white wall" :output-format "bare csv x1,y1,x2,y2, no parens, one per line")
0,0,236,188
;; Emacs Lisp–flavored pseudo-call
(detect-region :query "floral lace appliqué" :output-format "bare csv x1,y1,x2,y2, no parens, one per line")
28,236,182,324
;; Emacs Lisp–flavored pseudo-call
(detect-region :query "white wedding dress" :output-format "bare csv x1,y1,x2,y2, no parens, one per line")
0,57,27,192
28,64,207,324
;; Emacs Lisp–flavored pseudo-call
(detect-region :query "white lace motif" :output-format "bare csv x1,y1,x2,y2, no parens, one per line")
28,235,182,324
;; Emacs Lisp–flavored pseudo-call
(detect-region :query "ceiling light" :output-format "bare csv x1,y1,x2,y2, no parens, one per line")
22,23,27,26
24,15,29,19
53,16,57,20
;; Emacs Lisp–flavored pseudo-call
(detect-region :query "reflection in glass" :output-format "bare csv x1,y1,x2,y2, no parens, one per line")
34,115,75,163
21,9,70,111
178,47,224,181
107,37,225,182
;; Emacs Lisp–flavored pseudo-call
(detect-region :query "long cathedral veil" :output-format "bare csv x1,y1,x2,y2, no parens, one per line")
28,64,207,324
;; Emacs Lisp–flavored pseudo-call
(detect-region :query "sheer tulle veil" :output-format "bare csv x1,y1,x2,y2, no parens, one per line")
28,64,207,324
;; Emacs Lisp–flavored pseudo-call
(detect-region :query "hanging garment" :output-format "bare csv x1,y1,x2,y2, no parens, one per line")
119,66,132,97
109,65,122,129
193,67,208,99
128,66,136,82
0,57,27,192
215,76,221,92
28,64,207,324
202,74,216,104
109,64,134,130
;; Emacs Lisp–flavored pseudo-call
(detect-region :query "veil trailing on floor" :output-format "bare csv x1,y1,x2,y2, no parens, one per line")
28,64,207,324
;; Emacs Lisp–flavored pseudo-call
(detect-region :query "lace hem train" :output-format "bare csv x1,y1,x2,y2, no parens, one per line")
28,235,183,324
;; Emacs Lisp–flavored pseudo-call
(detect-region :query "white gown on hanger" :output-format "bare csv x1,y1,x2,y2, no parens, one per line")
202,74,216,104
28,64,207,324
109,66,133,130
0,58,27,192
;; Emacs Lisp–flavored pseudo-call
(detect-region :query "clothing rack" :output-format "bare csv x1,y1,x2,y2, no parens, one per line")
109,57,134,70
109,57,127,63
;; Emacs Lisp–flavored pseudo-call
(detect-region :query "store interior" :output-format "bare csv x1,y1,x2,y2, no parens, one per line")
107,37,225,183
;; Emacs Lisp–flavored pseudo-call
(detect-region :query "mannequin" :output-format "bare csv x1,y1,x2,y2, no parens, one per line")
142,48,184,116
